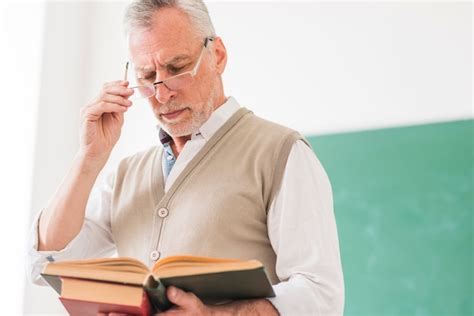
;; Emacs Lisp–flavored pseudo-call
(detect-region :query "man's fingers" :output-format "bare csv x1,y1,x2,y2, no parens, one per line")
80,78,133,123
102,94,132,107
85,102,128,119
103,80,128,88
103,83,134,97
167,286,197,309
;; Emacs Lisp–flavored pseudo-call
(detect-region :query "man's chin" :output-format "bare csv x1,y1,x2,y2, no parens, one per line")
159,121,196,138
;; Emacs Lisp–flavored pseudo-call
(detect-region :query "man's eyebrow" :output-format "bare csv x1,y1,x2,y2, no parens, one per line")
135,65,156,73
162,54,191,66
135,54,191,72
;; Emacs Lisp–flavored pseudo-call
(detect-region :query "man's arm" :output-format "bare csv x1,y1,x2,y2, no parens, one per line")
27,172,117,285
265,140,345,315
211,299,278,316
38,153,103,251
28,80,133,285
38,80,133,251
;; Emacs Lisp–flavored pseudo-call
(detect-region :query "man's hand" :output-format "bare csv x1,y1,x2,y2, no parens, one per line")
97,286,279,316
79,80,133,171
159,286,279,316
158,286,213,315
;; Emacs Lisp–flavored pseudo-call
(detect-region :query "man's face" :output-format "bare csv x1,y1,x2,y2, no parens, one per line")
128,7,220,137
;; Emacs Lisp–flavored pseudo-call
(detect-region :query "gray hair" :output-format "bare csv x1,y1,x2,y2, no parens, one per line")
123,0,216,38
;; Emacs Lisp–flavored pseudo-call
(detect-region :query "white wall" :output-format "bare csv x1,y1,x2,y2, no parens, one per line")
214,2,472,135
23,2,98,314
21,1,471,314
0,2,44,315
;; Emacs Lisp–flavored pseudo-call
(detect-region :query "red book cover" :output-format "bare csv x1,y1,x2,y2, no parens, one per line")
59,291,151,316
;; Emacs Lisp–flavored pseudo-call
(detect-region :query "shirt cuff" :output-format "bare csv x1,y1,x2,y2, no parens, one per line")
267,274,343,316
26,209,89,286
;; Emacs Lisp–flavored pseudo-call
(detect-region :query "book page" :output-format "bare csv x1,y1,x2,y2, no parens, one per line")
43,257,150,285
151,256,262,278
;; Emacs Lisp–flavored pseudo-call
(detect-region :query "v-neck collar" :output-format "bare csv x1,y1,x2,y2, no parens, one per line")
150,107,251,208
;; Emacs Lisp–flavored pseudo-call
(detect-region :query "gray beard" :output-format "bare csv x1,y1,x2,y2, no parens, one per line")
158,85,218,137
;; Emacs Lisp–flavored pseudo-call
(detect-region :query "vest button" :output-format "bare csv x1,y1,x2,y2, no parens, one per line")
158,207,169,218
150,250,160,261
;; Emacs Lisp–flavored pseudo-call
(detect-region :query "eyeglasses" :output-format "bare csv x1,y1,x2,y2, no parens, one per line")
125,37,214,100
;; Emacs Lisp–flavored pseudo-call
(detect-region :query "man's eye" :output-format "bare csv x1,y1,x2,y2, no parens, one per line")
168,65,186,74
137,76,155,84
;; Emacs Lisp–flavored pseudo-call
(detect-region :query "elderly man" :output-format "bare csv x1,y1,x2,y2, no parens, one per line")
28,0,344,315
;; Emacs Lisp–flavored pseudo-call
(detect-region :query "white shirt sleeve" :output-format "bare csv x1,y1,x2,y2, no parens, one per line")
266,140,345,316
26,172,117,286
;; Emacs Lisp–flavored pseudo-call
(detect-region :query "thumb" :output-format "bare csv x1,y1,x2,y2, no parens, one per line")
167,286,195,308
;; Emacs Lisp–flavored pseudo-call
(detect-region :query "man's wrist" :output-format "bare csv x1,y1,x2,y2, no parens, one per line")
74,151,107,176
209,299,279,316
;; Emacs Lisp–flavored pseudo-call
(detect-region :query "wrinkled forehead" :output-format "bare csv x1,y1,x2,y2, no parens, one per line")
128,31,197,71
127,7,199,71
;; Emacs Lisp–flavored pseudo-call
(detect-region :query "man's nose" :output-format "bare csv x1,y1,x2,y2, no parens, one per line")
154,83,177,104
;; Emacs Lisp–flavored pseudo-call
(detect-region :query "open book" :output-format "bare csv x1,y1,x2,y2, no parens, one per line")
41,255,275,314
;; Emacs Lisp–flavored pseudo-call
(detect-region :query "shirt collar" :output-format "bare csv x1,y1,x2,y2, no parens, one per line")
157,96,240,145
159,127,172,145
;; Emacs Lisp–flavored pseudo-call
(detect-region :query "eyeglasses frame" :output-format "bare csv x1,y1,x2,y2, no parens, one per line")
124,36,214,96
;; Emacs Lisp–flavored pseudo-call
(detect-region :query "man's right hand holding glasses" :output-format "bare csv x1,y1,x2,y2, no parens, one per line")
78,80,134,172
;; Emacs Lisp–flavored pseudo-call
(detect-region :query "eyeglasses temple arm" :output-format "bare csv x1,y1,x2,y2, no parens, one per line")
124,61,129,81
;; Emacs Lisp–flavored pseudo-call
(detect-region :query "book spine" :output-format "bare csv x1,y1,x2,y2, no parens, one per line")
145,281,172,312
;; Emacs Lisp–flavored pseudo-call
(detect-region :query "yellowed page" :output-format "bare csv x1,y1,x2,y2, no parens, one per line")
61,278,144,305
43,257,149,285
44,266,147,285
151,256,262,278
151,255,241,272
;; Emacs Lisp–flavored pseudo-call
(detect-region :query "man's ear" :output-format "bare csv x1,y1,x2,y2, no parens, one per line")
212,37,227,75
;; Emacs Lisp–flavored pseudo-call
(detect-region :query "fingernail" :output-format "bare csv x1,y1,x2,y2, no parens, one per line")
169,286,177,299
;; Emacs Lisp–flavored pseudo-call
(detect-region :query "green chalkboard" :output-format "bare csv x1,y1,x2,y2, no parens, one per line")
307,119,473,316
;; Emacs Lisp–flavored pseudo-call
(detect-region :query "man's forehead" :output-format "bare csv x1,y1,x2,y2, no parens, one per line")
131,50,192,72
128,7,198,70
128,32,196,70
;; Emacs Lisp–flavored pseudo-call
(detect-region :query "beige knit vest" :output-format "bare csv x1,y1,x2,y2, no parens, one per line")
110,108,308,284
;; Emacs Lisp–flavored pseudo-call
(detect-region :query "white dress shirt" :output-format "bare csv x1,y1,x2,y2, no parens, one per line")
27,96,345,315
